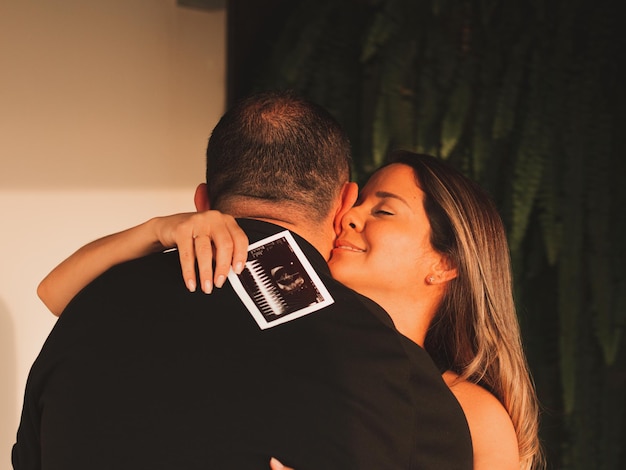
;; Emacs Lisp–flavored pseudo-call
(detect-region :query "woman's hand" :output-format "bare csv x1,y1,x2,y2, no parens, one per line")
152,211,249,294
269,457,294,470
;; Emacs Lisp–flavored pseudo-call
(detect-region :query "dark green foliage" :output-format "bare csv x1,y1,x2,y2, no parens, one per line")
233,0,625,467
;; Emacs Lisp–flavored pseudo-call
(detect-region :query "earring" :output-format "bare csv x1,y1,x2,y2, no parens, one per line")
428,276,436,284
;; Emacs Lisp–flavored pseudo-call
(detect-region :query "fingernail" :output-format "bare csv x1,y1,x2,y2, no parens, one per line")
270,458,284,469
203,280,213,294
234,262,244,274
186,279,196,292
215,274,226,288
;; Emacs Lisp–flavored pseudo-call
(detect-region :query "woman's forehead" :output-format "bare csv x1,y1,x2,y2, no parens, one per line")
363,164,420,193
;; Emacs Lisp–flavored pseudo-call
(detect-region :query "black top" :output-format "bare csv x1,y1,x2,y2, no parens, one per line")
13,219,472,469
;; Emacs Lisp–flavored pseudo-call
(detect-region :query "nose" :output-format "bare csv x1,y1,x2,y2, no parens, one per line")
342,207,363,232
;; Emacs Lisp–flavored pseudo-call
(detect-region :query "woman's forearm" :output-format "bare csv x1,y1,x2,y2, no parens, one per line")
38,211,249,316
38,218,166,316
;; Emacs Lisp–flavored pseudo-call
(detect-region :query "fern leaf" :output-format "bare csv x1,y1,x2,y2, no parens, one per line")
372,89,390,169
508,48,545,254
361,0,405,63
440,76,472,158
491,32,532,141
537,158,562,266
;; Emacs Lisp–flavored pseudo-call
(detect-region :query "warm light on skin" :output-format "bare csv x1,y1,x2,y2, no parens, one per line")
328,163,455,344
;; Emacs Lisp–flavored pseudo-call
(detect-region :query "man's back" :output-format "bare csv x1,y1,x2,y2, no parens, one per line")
13,219,472,469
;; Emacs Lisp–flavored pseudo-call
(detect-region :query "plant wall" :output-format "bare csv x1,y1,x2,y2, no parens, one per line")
230,0,625,467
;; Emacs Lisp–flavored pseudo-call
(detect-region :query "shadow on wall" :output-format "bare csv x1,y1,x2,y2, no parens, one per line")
0,297,17,463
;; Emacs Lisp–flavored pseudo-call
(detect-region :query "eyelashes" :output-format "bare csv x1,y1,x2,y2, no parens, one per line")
374,208,394,216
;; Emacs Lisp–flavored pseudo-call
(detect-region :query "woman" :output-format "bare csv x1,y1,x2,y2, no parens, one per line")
38,151,543,469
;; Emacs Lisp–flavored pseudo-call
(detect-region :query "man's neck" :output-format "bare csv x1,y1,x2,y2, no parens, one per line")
253,217,335,261
223,202,336,260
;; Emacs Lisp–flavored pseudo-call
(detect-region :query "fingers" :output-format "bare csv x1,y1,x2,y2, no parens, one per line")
152,213,200,292
201,223,232,293
269,457,293,470
178,235,200,293
175,211,249,294
197,214,248,293
193,232,216,293
225,216,249,274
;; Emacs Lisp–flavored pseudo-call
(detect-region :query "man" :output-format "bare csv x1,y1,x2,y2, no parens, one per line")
13,91,472,469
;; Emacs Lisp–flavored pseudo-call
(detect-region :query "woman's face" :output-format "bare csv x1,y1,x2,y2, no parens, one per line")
328,163,442,300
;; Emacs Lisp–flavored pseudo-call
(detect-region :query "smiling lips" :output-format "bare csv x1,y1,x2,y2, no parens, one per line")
335,239,365,252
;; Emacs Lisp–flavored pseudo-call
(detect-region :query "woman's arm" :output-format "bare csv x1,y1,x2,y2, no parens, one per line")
38,211,249,316
443,371,519,470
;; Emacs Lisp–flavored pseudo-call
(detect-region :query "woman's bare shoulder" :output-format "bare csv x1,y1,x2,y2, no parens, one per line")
443,371,519,470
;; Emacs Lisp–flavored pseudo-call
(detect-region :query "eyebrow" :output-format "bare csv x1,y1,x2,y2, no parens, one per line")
375,191,410,206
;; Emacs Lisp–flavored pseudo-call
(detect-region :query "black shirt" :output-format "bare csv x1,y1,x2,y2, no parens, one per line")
13,219,472,469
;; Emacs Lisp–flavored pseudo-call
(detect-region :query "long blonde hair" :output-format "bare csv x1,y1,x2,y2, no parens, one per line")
386,151,543,470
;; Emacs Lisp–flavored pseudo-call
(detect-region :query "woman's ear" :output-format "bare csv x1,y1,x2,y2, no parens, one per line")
428,255,458,284
334,182,359,235
194,183,211,212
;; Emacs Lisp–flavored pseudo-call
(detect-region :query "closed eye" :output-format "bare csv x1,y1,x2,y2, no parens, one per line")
374,209,394,216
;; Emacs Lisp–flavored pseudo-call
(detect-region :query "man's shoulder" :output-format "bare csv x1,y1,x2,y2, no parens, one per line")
89,250,182,290
58,250,186,321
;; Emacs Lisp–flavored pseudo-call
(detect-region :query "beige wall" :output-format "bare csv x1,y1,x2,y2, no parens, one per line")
0,1,226,465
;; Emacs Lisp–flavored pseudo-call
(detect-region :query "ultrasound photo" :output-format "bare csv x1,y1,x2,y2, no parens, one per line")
228,231,334,329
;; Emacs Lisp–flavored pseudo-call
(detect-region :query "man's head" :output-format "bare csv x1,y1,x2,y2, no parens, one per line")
202,90,353,225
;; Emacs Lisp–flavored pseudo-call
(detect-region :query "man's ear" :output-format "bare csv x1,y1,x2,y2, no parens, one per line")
334,182,359,236
194,183,211,212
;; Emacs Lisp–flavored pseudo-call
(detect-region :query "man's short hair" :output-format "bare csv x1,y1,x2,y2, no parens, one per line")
206,90,352,222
